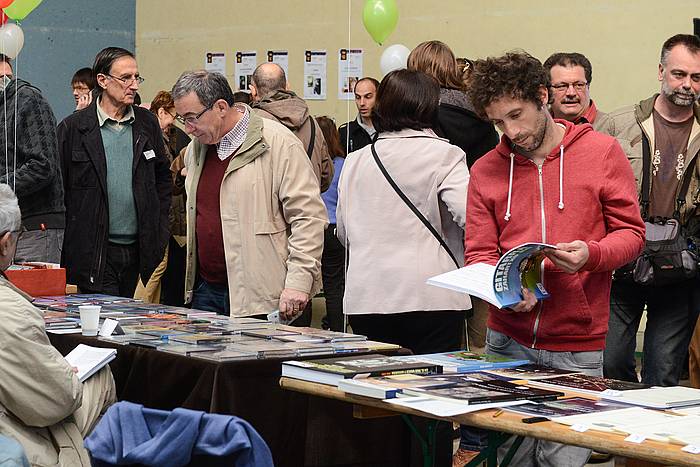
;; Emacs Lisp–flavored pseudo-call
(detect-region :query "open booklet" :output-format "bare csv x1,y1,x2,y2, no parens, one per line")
64,344,117,383
427,242,556,308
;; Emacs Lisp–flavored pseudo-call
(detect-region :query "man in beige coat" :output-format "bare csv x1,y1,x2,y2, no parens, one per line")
0,184,116,466
172,70,327,321
250,63,334,192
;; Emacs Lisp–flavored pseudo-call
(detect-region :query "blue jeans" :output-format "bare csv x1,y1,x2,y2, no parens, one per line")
604,279,700,386
191,277,230,316
0,435,29,467
486,328,602,467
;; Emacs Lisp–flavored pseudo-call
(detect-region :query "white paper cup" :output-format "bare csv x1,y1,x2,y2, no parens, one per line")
79,305,101,336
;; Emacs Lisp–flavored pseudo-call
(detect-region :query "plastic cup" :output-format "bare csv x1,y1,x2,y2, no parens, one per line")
79,305,101,336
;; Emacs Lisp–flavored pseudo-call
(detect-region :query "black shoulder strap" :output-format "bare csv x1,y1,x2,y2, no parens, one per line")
370,140,460,268
306,118,316,159
674,150,699,219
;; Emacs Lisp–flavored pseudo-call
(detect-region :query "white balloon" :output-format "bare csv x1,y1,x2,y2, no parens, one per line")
380,44,411,76
0,23,24,59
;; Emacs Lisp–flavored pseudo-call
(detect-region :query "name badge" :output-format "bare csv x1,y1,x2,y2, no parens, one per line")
144,150,156,160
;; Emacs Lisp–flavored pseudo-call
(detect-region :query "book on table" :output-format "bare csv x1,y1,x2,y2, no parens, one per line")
337,371,519,400
503,396,632,418
281,354,443,386
482,364,582,381
426,242,556,308
599,386,700,409
64,344,117,383
528,374,648,396
395,351,530,373
401,376,564,405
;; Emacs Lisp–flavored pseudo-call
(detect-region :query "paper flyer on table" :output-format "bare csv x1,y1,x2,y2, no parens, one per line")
235,51,257,91
338,48,363,100
303,50,327,100
387,396,527,417
204,52,226,75
267,50,289,79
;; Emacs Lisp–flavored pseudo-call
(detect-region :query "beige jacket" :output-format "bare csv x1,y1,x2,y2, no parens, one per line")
0,276,88,467
253,90,334,192
337,129,471,315
183,110,328,317
596,94,700,224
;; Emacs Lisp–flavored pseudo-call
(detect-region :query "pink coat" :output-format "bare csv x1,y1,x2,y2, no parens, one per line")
337,129,470,315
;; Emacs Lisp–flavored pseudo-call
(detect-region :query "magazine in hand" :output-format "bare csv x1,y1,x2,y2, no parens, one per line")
427,242,556,308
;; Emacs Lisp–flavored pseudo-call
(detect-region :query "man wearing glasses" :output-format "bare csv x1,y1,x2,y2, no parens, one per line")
172,70,326,320
543,52,606,127
57,47,171,298
598,34,700,388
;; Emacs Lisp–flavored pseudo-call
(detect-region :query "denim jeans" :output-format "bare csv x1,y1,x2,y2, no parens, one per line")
486,328,602,467
0,435,29,467
191,277,230,316
604,279,700,386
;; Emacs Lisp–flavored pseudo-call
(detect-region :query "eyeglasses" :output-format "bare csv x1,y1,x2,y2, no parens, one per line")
105,73,145,86
175,104,213,126
551,81,588,93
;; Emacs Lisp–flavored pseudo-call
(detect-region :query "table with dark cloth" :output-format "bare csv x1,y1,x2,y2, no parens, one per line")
49,333,411,467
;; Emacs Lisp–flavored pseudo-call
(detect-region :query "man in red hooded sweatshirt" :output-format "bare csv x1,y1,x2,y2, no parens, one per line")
462,52,645,466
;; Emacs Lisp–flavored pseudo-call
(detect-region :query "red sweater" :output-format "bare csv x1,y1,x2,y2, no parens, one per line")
196,146,230,285
465,120,645,351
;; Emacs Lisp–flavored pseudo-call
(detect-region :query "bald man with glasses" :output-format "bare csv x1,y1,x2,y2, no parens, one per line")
57,47,171,298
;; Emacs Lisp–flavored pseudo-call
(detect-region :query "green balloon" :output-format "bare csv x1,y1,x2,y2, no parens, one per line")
4,0,44,21
362,0,398,46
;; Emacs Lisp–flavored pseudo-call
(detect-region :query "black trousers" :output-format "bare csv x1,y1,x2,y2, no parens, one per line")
161,237,187,307
349,310,466,355
321,225,346,331
85,242,139,297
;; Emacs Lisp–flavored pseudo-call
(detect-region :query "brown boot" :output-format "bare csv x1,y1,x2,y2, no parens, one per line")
452,448,481,467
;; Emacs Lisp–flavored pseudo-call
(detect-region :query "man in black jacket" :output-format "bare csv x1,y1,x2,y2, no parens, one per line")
0,54,65,263
57,47,171,297
338,77,378,154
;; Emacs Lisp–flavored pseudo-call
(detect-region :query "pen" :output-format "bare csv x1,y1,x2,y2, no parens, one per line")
492,409,503,418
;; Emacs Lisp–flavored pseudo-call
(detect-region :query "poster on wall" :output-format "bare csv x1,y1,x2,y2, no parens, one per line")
204,52,226,75
303,50,327,100
338,48,363,100
235,51,257,91
267,50,289,80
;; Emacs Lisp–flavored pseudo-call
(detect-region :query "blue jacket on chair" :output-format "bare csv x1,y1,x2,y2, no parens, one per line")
84,401,273,467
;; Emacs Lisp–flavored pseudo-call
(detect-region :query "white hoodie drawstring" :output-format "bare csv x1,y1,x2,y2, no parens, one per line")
558,145,564,210
504,153,515,221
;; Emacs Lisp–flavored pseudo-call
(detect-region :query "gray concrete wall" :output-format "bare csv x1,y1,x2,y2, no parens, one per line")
13,0,135,122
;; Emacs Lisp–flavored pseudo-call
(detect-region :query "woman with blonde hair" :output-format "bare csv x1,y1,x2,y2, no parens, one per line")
408,40,498,169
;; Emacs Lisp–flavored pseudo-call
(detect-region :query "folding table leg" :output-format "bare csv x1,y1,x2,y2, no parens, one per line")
400,414,440,467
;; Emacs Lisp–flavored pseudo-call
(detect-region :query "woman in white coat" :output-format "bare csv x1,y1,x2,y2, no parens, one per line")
336,69,470,355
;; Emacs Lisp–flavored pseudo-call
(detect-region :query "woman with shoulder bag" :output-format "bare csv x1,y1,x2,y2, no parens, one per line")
336,69,470,354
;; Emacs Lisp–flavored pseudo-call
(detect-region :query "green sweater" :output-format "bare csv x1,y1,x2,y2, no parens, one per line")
97,101,137,244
